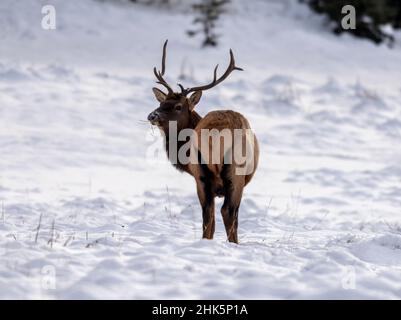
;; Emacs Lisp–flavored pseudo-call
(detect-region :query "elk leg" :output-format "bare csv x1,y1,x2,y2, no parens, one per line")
221,166,244,244
221,197,241,243
196,177,215,240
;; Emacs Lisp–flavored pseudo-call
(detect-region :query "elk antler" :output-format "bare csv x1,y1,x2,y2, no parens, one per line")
179,49,243,96
153,40,174,95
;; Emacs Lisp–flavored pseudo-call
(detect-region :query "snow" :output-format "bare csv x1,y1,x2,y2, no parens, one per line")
1,0,401,299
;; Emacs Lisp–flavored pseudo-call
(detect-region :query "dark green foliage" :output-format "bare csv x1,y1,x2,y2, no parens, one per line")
129,0,170,5
188,0,230,47
302,0,401,46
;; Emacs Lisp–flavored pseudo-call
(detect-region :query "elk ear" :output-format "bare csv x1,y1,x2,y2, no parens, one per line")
152,87,167,102
189,91,202,110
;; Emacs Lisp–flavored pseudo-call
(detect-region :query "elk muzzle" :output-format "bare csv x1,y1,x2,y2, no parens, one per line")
147,110,161,125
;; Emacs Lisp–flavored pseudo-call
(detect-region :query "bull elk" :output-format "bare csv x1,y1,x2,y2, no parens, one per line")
147,40,259,243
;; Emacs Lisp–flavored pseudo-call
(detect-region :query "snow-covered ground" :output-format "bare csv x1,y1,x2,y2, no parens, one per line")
1,0,401,299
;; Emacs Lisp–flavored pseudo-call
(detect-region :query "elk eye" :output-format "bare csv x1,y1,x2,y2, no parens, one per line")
175,104,182,111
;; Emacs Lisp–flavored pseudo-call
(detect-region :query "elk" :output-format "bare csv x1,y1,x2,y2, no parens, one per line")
147,40,259,243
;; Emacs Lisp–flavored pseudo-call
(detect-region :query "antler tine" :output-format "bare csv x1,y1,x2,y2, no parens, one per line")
153,40,174,95
161,39,167,75
178,84,186,93
184,49,243,95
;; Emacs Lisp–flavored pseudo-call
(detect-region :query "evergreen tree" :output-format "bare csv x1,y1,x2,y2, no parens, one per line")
302,0,401,46
187,0,230,47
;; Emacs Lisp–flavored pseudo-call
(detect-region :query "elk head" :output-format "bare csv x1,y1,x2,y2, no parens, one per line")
148,40,243,132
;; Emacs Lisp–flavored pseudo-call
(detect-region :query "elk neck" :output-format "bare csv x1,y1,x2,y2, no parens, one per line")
163,110,202,174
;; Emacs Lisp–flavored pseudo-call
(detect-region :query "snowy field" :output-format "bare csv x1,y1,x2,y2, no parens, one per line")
1,0,401,299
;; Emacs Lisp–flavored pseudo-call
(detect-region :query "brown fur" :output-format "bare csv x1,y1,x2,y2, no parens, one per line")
188,110,259,243
148,41,259,243
149,98,259,243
